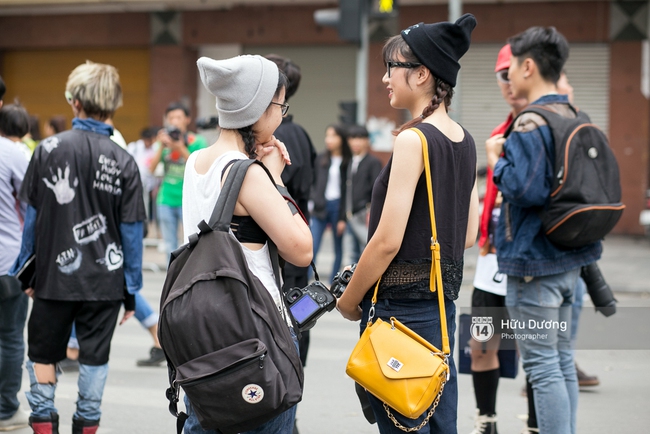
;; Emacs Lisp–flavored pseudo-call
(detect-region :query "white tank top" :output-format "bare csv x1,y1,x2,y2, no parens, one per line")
182,150,286,313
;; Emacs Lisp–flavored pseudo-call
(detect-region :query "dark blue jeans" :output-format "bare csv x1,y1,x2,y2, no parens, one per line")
157,203,183,261
183,396,297,434
0,292,28,419
310,199,343,282
360,297,458,434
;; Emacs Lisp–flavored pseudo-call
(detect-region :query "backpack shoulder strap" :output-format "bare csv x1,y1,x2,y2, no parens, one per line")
207,159,276,232
208,159,254,231
504,102,580,138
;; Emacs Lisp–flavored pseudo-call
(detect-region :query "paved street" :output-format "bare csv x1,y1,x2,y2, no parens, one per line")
9,234,650,433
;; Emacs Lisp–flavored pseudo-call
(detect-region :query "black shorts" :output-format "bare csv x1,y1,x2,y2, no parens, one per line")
471,287,509,328
28,298,122,366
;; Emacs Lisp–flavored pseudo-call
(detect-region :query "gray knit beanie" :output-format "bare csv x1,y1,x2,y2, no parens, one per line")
197,55,279,129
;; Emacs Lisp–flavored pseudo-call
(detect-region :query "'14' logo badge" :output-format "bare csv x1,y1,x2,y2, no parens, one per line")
470,317,494,343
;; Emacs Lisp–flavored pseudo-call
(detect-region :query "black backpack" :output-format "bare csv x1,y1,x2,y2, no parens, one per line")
508,103,625,249
158,159,303,434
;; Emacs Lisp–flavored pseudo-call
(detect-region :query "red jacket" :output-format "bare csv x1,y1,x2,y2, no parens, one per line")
478,112,514,248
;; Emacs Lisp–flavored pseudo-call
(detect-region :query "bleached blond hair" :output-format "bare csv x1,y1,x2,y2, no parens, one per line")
65,60,122,120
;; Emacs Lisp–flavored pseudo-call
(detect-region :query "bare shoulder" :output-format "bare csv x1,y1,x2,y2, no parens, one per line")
394,128,422,152
242,162,275,188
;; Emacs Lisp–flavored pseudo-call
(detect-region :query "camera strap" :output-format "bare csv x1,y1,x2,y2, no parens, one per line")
310,261,320,281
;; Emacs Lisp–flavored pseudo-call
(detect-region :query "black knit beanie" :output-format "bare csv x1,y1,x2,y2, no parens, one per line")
400,13,477,87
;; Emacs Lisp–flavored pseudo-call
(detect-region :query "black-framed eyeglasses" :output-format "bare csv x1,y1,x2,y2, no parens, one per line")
271,101,289,116
496,70,510,84
386,61,422,78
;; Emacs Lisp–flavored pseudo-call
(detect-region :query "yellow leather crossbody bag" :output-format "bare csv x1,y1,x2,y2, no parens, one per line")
345,128,451,432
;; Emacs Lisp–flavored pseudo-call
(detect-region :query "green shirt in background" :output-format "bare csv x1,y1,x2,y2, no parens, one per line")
157,132,207,207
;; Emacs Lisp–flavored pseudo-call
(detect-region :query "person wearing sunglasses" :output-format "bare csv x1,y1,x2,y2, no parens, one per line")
337,15,480,433
467,43,527,434
485,26,604,434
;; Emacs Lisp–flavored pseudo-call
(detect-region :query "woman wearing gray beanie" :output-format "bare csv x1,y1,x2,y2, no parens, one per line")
337,15,480,433
180,54,313,434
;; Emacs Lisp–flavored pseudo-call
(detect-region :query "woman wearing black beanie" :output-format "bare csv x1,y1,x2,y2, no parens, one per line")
337,14,479,433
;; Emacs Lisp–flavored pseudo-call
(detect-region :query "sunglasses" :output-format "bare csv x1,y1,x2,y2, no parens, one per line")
270,101,289,116
496,70,510,84
386,61,422,78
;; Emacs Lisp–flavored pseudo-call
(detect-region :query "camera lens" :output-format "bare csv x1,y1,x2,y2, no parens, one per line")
166,126,182,141
580,263,616,317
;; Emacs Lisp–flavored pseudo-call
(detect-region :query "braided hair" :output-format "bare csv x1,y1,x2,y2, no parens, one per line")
237,125,257,158
382,34,455,135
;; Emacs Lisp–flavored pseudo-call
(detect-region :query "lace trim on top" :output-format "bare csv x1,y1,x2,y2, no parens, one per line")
372,257,464,301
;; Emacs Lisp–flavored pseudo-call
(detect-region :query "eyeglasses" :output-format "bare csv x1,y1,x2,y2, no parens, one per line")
270,101,289,116
64,91,74,104
496,70,510,84
386,61,422,78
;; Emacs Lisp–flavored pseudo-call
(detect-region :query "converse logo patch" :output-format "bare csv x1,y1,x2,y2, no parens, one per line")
242,384,264,404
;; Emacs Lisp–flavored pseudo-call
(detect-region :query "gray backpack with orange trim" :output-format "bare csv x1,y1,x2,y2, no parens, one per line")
511,103,625,249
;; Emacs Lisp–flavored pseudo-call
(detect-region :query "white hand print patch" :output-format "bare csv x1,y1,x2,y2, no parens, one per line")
43,164,79,205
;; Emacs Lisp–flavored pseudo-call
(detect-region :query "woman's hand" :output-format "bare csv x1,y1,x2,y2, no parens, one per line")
336,295,362,322
336,220,346,236
255,136,291,182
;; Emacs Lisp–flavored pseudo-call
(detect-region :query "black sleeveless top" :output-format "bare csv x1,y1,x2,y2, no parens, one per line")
366,123,477,300
230,215,268,244
220,161,269,245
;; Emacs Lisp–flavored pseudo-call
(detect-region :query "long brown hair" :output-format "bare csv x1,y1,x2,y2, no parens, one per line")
321,123,352,168
382,35,454,136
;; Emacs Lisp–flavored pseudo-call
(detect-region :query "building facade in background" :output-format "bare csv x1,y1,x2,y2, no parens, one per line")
0,0,647,235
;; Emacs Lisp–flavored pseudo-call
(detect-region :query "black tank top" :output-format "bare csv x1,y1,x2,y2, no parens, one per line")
220,162,269,245
230,215,268,244
367,123,477,300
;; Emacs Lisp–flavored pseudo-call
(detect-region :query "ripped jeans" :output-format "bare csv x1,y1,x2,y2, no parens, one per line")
26,360,109,421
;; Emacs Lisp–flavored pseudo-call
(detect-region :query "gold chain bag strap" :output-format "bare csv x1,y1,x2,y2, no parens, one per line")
345,127,450,432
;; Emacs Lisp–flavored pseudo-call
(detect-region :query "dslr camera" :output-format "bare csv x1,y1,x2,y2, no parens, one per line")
581,262,616,317
330,263,357,298
285,281,336,332
165,126,183,142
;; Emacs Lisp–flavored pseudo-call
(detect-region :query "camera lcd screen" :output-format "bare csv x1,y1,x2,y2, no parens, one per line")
289,295,320,324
